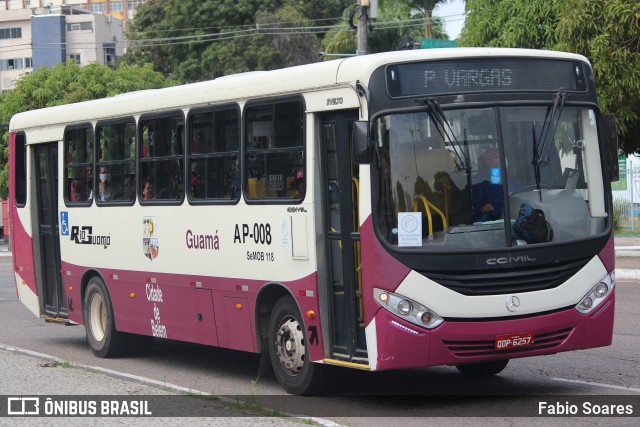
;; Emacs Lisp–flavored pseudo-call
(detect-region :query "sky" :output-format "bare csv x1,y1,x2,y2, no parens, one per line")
433,0,466,40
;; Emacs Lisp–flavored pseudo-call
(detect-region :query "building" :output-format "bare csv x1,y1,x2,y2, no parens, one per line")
0,3,129,92
1,1,149,22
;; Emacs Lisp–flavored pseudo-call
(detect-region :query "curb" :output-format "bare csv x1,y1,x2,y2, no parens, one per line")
615,269,640,280
0,343,342,427
615,250,640,257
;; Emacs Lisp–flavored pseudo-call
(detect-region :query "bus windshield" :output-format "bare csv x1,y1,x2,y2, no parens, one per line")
374,105,608,250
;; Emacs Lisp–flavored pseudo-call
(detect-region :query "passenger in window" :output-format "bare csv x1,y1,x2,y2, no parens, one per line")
156,161,180,199
98,166,112,201
225,158,240,199
86,166,94,200
191,163,203,198
226,175,240,199
292,170,305,199
71,165,92,202
143,178,155,200
124,176,136,201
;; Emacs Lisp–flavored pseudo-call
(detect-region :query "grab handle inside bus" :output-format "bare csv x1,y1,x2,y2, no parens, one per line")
602,113,619,182
352,120,373,164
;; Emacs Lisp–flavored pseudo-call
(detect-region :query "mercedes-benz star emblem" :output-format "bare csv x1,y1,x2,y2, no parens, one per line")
506,296,520,312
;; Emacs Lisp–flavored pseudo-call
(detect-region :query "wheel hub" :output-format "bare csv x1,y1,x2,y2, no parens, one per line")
275,316,305,375
89,293,106,342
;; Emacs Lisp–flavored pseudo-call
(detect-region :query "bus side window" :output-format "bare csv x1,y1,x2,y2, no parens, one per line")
139,113,185,203
96,120,135,205
64,126,94,205
187,107,240,202
244,100,304,201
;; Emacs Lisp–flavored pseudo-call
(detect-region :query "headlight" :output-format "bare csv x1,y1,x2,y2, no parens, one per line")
576,272,615,314
374,288,444,329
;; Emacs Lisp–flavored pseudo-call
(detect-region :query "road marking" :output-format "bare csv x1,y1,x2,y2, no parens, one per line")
0,343,342,426
552,377,640,393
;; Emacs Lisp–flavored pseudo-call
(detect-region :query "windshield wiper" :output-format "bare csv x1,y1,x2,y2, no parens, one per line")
532,123,542,201
531,92,566,201
420,97,469,172
537,92,566,165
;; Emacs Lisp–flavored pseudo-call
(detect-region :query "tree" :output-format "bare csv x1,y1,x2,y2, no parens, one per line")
397,0,457,39
200,5,321,79
0,61,173,198
555,0,640,155
322,1,449,56
460,0,557,48
126,0,350,82
460,0,640,154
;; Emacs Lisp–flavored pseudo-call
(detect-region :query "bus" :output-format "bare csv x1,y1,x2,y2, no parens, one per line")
9,48,619,395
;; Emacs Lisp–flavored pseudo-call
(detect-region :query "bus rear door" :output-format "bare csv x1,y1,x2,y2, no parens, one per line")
33,143,67,320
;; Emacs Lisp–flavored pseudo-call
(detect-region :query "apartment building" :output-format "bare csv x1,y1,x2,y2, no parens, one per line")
1,1,149,21
0,3,131,91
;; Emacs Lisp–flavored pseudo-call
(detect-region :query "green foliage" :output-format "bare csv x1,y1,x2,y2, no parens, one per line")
459,0,640,154
386,0,454,39
322,1,448,56
0,61,171,123
612,198,627,231
126,0,350,82
555,0,640,155
0,61,173,199
460,0,557,48
200,5,321,79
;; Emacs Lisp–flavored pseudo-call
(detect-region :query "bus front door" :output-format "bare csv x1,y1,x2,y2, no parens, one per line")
33,143,66,319
321,111,368,365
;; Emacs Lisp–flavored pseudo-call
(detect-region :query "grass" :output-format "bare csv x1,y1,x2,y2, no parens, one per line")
39,360,78,369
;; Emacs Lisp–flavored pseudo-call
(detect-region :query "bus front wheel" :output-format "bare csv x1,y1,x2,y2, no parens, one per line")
456,359,509,377
267,296,322,395
83,276,129,358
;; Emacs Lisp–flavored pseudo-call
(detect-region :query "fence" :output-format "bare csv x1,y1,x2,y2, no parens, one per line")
613,166,640,234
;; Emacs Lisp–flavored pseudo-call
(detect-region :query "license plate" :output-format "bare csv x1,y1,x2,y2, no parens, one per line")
495,331,534,350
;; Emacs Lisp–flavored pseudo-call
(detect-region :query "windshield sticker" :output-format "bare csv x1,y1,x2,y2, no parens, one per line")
280,218,290,249
398,212,422,247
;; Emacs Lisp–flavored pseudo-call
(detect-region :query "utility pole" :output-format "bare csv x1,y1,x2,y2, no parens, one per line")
356,0,369,55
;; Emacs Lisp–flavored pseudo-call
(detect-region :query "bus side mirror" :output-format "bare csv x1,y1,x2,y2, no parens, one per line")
352,120,373,164
603,113,619,182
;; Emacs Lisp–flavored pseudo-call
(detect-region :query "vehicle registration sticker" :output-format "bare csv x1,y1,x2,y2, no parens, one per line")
495,331,534,350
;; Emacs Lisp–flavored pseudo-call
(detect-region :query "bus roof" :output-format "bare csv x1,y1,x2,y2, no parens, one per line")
10,48,589,132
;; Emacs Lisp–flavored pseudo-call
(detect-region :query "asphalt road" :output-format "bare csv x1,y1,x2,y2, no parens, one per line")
1,256,639,426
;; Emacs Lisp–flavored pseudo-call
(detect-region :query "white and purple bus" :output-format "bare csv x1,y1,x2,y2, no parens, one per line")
9,48,618,394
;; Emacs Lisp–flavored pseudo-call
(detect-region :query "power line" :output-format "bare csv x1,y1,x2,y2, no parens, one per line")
0,12,468,53
126,13,467,49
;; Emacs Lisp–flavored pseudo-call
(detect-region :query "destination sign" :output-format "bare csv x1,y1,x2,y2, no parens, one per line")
386,58,587,97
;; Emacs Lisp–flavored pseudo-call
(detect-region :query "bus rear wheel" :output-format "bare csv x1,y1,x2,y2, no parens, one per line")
83,276,129,358
456,359,509,377
268,296,322,395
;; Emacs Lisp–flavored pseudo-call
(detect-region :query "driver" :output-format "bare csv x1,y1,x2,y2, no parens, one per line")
472,147,504,222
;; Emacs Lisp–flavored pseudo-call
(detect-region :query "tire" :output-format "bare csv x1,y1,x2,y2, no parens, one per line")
83,276,129,358
456,359,509,377
268,296,322,395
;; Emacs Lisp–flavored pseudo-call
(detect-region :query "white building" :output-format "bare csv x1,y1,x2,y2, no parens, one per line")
1,1,148,21
0,5,125,92
0,9,32,92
